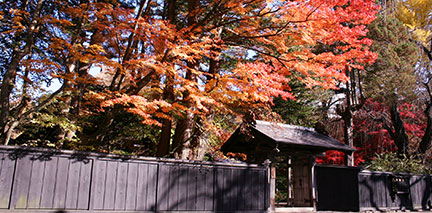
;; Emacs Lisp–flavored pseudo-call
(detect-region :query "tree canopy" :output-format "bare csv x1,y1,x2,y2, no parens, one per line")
1,0,381,160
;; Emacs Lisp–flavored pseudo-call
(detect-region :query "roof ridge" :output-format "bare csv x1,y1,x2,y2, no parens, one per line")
255,120,314,132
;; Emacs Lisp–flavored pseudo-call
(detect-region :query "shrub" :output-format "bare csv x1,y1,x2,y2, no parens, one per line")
364,152,430,174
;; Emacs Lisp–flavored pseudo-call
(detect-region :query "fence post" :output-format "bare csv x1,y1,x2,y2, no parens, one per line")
311,156,317,210
264,159,276,212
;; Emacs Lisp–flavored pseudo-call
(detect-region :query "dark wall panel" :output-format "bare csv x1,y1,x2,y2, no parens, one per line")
316,166,432,212
315,165,360,212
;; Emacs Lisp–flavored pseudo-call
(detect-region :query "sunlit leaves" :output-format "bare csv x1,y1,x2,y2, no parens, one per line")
91,0,380,134
396,0,432,44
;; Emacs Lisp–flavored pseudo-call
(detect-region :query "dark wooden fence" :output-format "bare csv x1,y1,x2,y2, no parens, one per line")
315,165,432,212
358,170,432,211
0,145,269,212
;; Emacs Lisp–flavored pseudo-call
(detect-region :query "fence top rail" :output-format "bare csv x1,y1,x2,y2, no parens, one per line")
359,169,432,177
0,145,265,168
315,164,362,170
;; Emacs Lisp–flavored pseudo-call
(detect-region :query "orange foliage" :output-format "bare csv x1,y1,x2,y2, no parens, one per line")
10,0,377,133
93,0,379,129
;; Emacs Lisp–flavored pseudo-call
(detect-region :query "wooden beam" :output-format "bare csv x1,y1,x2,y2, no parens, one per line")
268,159,276,212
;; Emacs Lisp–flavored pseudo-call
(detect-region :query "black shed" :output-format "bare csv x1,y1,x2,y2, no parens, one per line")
221,120,355,210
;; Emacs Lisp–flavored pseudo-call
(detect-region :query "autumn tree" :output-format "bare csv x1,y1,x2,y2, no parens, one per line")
1,0,379,160
394,0,432,156
95,0,378,160
364,0,432,159
0,0,121,145
310,6,419,165
361,12,419,156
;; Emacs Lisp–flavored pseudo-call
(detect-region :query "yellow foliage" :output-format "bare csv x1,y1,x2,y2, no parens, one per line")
396,0,432,43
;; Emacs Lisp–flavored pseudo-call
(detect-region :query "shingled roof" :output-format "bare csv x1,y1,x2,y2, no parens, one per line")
221,120,356,154
254,120,355,152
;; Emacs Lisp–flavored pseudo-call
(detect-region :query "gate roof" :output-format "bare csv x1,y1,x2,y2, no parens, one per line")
221,120,355,155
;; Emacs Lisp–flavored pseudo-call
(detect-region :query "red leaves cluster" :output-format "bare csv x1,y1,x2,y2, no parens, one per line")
317,99,427,166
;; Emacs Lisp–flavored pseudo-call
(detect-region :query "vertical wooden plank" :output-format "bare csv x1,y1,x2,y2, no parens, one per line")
156,164,169,211
53,157,70,209
252,170,260,210
146,164,157,211
136,163,148,211
196,167,206,210
368,175,381,207
227,168,235,211
77,160,92,210
103,161,118,210
374,174,384,208
27,158,45,208
244,169,252,210
426,176,430,207
240,168,247,210
410,176,419,207
114,162,128,210
223,168,230,211
40,157,58,208
229,169,238,211
13,154,33,209
417,176,424,207
186,167,197,210
429,176,432,204
177,166,188,210
215,168,225,211
92,160,107,210
168,165,179,211
232,169,239,210
204,167,215,211
125,163,138,211
258,169,265,210
237,168,246,211
227,168,234,211
380,175,389,208
65,161,81,209
232,168,240,211
358,174,369,208
0,153,15,209
246,169,253,210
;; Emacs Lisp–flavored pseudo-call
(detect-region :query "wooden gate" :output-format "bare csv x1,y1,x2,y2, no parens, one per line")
291,157,312,207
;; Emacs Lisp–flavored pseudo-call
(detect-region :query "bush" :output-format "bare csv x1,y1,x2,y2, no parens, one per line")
364,152,430,174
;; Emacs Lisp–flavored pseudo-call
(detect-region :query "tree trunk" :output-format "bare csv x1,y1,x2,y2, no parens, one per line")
191,115,212,160
343,113,354,166
0,0,45,144
419,96,432,154
156,118,172,157
156,73,174,157
389,103,410,155
172,112,195,159
340,79,354,166
0,49,20,138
